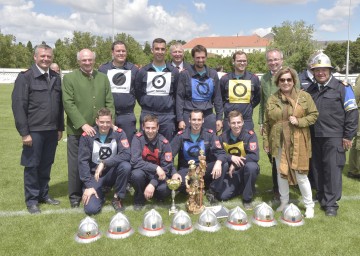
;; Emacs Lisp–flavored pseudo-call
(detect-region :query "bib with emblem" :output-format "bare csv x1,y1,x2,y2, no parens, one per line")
146,72,171,96
92,139,118,164
191,78,214,101
107,69,132,94
228,80,251,103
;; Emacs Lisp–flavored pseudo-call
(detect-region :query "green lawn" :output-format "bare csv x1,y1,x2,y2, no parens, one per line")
0,84,359,256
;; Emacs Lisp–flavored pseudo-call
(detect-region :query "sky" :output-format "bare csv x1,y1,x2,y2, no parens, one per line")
0,0,359,46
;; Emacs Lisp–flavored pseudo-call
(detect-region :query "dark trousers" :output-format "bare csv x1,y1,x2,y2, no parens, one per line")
130,169,171,205
140,111,176,141
182,111,217,132
21,130,58,207
218,162,259,202
115,113,136,143
67,135,82,204
268,153,279,192
84,161,131,215
312,137,345,210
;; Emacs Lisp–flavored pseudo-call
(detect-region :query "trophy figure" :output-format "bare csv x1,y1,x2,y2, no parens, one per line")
166,179,181,215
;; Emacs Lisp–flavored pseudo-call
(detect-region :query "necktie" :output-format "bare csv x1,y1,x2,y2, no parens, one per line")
319,85,324,92
44,73,50,84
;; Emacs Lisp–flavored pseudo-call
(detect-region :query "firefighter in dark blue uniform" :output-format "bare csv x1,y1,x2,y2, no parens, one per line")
307,53,358,217
130,114,175,210
98,41,139,143
218,111,259,209
176,45,223,133
134,38,179,141
220,51,260,132
171,110,227,204
78,108,131,215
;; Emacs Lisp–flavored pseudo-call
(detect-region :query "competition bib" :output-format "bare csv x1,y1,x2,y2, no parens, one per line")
107,69,131,94
228,80,251,103
92,139,118,164
191,78,214,101
142,145,160,165
183,140,205,163
146,72,171,96
223,141,246,157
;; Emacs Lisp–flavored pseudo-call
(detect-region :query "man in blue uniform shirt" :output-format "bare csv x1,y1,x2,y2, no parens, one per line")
78,108,131,215
171,110,227,205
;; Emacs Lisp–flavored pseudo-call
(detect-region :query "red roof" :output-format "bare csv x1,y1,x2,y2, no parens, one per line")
183,35,270,49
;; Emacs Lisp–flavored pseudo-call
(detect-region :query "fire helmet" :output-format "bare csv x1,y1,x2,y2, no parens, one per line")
195,208,221,232
252,202,277,227
138,209,165,237
225,206,251,231
310,52,334,70
170,210,194,235
106,212,134,239
74,216,101,244
280,203,305,227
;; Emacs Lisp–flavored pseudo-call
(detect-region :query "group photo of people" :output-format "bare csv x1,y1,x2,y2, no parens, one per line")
11,37,359,220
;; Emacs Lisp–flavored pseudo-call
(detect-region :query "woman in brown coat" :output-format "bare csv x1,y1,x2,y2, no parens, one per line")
263,67,319,218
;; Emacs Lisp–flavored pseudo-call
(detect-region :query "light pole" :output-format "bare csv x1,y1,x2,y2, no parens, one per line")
345,0,352,83
112,0,115,42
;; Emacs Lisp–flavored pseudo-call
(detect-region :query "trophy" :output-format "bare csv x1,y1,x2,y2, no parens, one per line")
166,179,181,215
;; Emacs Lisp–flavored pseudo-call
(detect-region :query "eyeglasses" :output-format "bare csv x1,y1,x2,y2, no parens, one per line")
279,78,293,83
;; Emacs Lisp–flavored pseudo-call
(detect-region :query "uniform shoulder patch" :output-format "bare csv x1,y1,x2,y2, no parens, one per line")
248,130,254,135
165,152,172,162
116,128,123,133
207,129,214,133
135,132,143,138
121,139,129,148
177,130,183,135
162,138,169,144
249,142,257,151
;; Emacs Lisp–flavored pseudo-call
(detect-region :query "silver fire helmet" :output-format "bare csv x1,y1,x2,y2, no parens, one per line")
74,216,101,244
225,206,251,231
195,208,221,232
280,203,305,227
106,212,134,239
138,209,165,237
252,202,277,227
170,210,194,235
310,52,334,70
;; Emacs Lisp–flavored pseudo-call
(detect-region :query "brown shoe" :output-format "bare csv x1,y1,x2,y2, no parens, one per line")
111,198,124,212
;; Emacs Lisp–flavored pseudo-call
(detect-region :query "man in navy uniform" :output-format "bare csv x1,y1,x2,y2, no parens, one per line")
218,110,259,210
134,38,179,141
79,108,131,215
130,114,174,210
98,40,139,142
171,110,227,204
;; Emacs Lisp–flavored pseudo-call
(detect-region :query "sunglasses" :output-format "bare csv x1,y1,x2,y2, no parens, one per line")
279,78,293,83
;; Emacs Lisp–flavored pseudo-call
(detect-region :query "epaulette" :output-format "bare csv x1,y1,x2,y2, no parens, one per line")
177,130,183,135
81,131,87,137
116,128,123,133
135,132,143,138
248,130,254,135
207,129,214,133
162,138,169,144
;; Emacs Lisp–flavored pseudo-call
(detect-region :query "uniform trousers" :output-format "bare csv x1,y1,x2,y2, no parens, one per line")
67,135,82,205
115,112,136,143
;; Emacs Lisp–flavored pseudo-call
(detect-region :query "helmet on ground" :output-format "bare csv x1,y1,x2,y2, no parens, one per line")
252,202,277,227
195,208,221,232
170,210,194,235
225,206,251,231
280,203,305,227
106,212,134,239
138,209,165,237
310,52,334,69
74,216,101,243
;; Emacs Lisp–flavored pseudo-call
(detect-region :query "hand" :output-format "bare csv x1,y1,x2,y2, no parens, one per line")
156,166,166,180
211,160,222,179
94,162,105,182
22,135,33,147
112,124,118,131
172,173,182,182
178,121,186,130
289,115,299,126
144,184,155,200
57,131,63,141
231,155,245,167
343,138,352,150
228,164,236,178
216,120,223,133
81,124,96,137
82,188,98,205
259,124,264,136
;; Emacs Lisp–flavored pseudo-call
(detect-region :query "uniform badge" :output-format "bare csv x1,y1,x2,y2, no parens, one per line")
215,140,221,148
121,139,129,148
165,152,172,162
249,142,257,151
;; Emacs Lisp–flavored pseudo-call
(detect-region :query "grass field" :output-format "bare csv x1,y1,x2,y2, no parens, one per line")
0,84,359,256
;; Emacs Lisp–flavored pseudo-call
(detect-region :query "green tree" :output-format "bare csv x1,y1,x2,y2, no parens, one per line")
247,51,267,74
0,33,15,67
324,42,346,71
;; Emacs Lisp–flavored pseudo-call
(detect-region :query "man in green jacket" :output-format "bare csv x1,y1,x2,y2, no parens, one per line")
62,48,115,208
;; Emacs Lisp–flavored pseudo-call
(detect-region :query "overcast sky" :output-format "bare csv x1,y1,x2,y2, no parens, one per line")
0,0,359,46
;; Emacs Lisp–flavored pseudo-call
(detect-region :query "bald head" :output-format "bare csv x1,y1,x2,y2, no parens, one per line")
50,63,60,74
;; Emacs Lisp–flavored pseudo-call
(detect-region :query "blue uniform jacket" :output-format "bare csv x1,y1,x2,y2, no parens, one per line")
298,69,313,91
171,127,227,169
78,127,131,189
220,71,260,121
134,62,179,114
98,61,139,114
176,65,223,122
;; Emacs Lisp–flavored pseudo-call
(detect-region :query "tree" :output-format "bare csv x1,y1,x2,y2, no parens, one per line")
247,51,267,74
270,20,315,72
324,42,346,71
0,33,15,67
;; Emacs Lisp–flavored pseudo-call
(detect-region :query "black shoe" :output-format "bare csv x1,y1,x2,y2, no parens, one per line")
70,201,80,208
39,197,60,205
206,190,219,205
325,208,337,217
111,198,124,212
134,204,144,211
348,172,360,180
27,205,41,214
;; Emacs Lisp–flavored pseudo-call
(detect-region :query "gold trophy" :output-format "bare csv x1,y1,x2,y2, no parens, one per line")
167,179,181,215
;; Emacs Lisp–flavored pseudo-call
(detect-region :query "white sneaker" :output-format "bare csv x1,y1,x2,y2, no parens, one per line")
305,207,314,218
276,202,288,212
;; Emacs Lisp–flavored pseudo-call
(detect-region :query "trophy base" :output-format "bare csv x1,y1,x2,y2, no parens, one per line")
186,205,205,215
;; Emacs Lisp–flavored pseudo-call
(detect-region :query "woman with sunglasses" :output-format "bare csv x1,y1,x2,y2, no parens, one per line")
263,67,318,218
